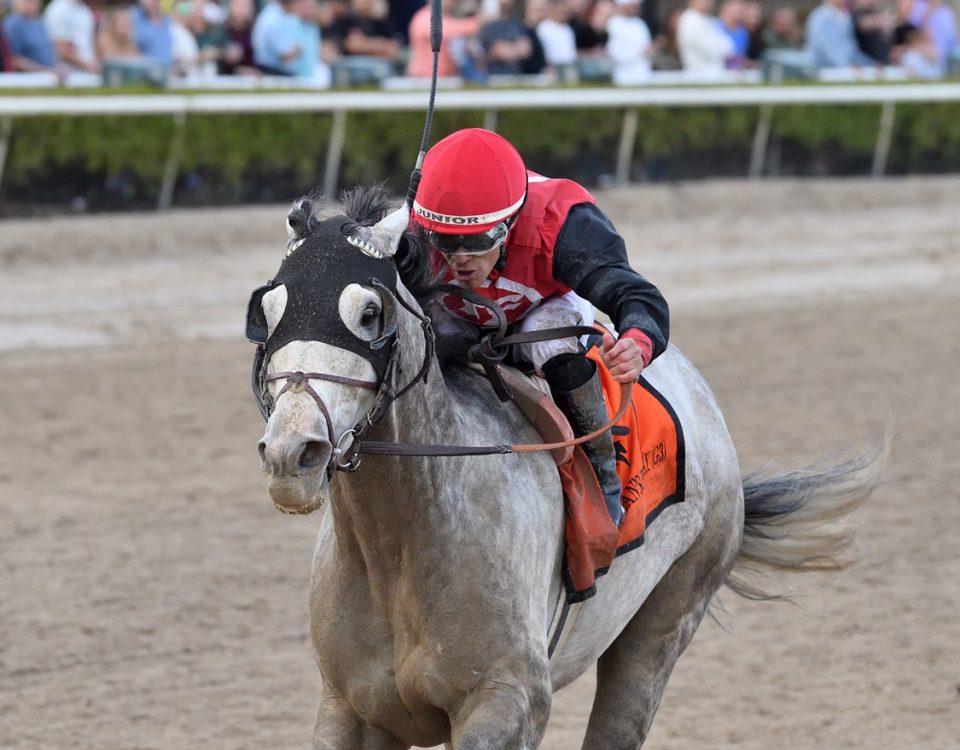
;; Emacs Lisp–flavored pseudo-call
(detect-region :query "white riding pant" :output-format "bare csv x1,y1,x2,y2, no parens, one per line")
431,292,596,373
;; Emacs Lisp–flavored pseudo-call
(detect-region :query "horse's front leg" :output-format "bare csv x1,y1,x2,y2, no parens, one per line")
313,692,408,750
449,660,552,750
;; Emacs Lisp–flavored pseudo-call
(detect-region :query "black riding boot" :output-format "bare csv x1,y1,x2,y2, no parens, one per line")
542,353,624,528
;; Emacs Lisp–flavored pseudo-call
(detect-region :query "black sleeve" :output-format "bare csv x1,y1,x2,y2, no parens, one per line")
322,19,350,51
521,28,546,75
552,202,670,362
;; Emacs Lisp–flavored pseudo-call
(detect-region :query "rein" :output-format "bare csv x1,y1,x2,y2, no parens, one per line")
356,380,632,458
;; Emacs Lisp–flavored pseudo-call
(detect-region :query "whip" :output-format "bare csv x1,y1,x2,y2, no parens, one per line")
405,0,444,210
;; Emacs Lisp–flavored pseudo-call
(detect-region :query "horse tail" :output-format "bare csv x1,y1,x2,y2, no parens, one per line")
725,443,886,601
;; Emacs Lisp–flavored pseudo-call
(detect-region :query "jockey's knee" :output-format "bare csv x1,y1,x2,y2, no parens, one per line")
520,292,591,332
541,351,596,391
517,293,594,372
524,337,583,374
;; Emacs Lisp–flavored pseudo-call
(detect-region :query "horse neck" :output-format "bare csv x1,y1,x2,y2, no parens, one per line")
327,299,479,584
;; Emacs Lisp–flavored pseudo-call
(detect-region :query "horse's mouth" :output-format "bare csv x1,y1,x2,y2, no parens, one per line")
273,494,325,515
266,473,329,515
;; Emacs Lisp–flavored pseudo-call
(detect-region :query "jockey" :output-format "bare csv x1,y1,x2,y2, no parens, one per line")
411,128,669,528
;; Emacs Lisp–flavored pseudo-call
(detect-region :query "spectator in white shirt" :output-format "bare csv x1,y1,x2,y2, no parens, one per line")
676,0,733,73
606,0,653,83
43,0,99,72
537,0,577,68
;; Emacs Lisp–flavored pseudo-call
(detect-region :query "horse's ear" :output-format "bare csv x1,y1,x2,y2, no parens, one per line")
286,197,318,242
245,282,275,344
368,206,410,258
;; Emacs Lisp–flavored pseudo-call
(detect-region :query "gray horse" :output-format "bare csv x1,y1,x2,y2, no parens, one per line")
251,187,878,750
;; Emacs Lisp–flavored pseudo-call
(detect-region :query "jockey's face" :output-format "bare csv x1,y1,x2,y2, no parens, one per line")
443,245,502,289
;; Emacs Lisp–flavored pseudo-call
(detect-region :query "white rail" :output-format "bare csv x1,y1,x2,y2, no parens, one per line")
0,83,957,208
2,83,959,116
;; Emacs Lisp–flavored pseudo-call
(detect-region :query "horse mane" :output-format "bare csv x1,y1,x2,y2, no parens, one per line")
391,218,476,369
341,183,393,227
394,225,442,301
289,183,393,230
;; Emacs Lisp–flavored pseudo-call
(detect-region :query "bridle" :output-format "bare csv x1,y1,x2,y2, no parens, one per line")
253,279,436,473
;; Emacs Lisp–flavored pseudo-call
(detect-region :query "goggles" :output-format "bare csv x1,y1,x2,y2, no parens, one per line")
424,221,510,256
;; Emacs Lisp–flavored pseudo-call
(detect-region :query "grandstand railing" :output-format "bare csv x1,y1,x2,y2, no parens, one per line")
1,82,958,209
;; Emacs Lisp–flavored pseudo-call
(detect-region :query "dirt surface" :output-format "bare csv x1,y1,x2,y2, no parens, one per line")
2,177,958,749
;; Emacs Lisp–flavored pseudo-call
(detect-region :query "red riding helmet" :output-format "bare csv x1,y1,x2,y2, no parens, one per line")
412,128,528,236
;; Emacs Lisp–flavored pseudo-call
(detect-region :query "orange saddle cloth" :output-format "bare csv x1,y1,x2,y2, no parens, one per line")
559,347,686,603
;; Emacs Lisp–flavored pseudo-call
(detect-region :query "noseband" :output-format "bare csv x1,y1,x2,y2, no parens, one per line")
263,370,378,470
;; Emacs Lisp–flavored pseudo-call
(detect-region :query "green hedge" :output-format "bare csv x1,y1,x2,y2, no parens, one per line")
3,99,960,212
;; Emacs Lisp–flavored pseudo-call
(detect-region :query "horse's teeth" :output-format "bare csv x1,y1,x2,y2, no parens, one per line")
285,238,306,258
346,236,380,257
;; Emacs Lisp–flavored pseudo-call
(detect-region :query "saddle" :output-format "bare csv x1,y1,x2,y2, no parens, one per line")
496,366,575,468
485,353,686,603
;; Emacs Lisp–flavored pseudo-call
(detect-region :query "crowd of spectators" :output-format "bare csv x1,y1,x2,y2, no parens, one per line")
0,0,957,83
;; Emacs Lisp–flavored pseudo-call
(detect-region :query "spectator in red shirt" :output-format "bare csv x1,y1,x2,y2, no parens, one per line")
407,0,482,77
0,23,14,72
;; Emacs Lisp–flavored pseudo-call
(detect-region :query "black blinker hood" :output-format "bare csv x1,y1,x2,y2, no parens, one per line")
246,217,400,377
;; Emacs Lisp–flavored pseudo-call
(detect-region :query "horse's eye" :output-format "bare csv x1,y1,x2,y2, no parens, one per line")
360,304,379,328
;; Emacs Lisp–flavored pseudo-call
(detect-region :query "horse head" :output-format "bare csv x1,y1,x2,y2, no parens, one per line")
247,188,417,514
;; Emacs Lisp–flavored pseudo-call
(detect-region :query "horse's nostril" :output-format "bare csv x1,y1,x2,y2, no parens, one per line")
258,440,268,466
299,440,330,470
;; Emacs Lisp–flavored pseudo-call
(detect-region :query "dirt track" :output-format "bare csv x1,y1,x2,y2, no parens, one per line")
1,177,958,749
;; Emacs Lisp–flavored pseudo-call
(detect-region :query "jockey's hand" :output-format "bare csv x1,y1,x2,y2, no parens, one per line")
600,330,647,384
